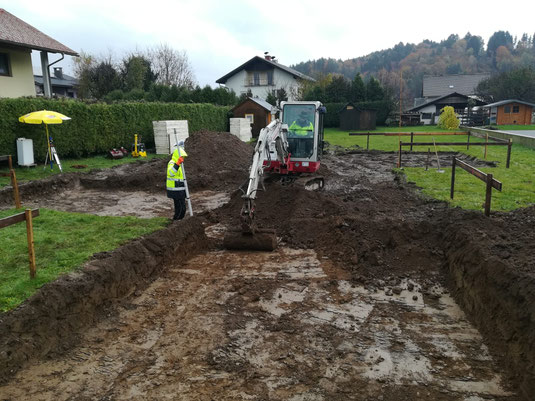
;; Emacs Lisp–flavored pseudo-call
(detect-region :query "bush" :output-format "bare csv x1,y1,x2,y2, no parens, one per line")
437,106,460,130
0,98,230,161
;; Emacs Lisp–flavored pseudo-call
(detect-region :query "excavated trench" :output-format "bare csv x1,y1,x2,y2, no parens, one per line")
0,132,533,400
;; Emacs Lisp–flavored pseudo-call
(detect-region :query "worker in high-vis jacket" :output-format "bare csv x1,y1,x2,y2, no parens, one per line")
166,146,188,220
288,109,315,157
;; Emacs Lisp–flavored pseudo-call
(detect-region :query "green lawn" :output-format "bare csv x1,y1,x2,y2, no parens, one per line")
0,153,167,188
0,208,168,311
492,124,535,131
325,127,535,212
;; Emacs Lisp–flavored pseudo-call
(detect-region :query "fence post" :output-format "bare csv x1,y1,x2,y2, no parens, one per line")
484,133,488,159
506,139,512,168
484,173,493,217
467,131,470,150
450,157,456,199
410,132,414,152
397,141,402,168
25,209,36,278
366,133,370,150
10,167,21,209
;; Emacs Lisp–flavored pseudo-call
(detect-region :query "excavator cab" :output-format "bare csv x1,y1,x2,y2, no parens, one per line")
280,101,325,173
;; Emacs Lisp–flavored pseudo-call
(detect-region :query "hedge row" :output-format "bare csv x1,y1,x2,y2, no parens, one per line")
0,98,230,161
323,100,393,128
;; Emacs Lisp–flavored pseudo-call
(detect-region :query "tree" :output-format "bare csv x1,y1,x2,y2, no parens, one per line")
121,55,157,92
73,51,95,99
365,77,385,101
324,75,351,103
149,43,196,88
437,106,460,130
350,73,365,102
266,91,277,106
277,87,288,102
487,31,514,58
476,68,535,102
91,61,121,99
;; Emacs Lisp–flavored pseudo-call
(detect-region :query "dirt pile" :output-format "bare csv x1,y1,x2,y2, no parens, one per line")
184,130,252,191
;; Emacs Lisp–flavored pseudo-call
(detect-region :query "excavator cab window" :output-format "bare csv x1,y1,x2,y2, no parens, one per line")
283,104,316,159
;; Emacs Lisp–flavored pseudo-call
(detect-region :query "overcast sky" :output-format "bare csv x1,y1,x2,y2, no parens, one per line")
6,0,535,86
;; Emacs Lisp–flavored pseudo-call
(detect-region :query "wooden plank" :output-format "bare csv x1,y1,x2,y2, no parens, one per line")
485,174,493,217
0,209,40,229
25,209,36,279
349,132,466,136
0,155,10,162
456,159,502,191
400,142,508,147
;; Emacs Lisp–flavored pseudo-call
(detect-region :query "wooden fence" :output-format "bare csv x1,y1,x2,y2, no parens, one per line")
0,155,21,208
450,158,502,216
0,209,39,278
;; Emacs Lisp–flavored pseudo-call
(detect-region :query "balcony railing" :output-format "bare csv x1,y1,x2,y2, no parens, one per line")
244,79,273,87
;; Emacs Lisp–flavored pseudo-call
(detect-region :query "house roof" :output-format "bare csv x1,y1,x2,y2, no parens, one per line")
216,56,314,84
408,92,486,112
423,73,490,97
34,73,77,88
0,8,78,56
481,99,535,108
230,96,274,113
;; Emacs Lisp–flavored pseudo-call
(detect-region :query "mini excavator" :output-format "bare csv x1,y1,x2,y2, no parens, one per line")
223,101,326,251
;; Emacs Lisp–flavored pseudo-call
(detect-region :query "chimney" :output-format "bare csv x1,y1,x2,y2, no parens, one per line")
264,51,271,61
53,67,63,79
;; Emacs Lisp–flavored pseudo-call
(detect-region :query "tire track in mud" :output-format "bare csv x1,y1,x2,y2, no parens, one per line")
0,240,517,400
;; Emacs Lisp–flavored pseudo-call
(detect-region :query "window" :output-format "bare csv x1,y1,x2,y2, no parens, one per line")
244,114,254,124
504,105,511,113
0,53,10,76
513,105,520,113
253,72,260,86
422,113,433,119
267,70,274,85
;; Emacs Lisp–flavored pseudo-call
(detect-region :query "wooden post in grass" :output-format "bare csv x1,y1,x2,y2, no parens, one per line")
9,157,21,209
366,133,370,150
506,139,512,168
450,157,456,199
410,132,414,152
397,141,402,168
467,131,470,150
484,133,488,160
485,174,493,217
0,209,39,279
25,209,36,278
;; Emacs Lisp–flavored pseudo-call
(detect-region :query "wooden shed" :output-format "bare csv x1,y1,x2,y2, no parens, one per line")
231,97,274,137
482,99,535,125
339,103,377,130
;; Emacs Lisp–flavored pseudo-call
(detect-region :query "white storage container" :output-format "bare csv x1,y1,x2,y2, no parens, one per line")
16,138,34,166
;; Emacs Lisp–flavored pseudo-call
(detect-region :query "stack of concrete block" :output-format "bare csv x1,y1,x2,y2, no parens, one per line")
152,120,189,154
230,118,252,142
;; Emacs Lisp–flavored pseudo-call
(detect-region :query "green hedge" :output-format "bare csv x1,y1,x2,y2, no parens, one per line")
323,100,393,128
0,98,230,161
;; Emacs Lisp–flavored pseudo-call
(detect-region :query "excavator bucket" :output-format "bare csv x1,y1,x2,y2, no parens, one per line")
223,228,277,252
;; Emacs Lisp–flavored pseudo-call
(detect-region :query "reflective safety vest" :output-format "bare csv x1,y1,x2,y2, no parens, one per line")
289,121,314,136
166,147,188,191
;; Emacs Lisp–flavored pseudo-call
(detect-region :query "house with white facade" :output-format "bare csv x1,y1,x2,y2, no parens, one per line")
216,54,314,101
0,8,78,98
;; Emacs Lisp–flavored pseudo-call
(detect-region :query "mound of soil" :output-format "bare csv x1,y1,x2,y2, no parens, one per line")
184,130,252,191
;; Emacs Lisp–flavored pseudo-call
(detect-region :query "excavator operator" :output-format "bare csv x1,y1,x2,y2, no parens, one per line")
288,109,315,158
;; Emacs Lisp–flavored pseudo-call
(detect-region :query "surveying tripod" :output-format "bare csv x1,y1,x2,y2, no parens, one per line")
44,135,63,172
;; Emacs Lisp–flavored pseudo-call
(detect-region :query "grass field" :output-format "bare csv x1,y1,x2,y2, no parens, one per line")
492,124,535,131
0,208,168,311
0,153,167,188
325,127,535,212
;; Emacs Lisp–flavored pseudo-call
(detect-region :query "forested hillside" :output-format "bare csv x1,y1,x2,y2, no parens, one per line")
292,31,535,104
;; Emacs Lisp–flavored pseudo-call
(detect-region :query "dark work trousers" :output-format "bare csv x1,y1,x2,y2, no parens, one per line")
167,182,186,220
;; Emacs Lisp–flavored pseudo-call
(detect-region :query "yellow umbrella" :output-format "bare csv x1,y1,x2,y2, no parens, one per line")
19,110,71,171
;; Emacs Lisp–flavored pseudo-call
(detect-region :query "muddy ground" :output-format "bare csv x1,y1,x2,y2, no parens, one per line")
0,132,533,400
